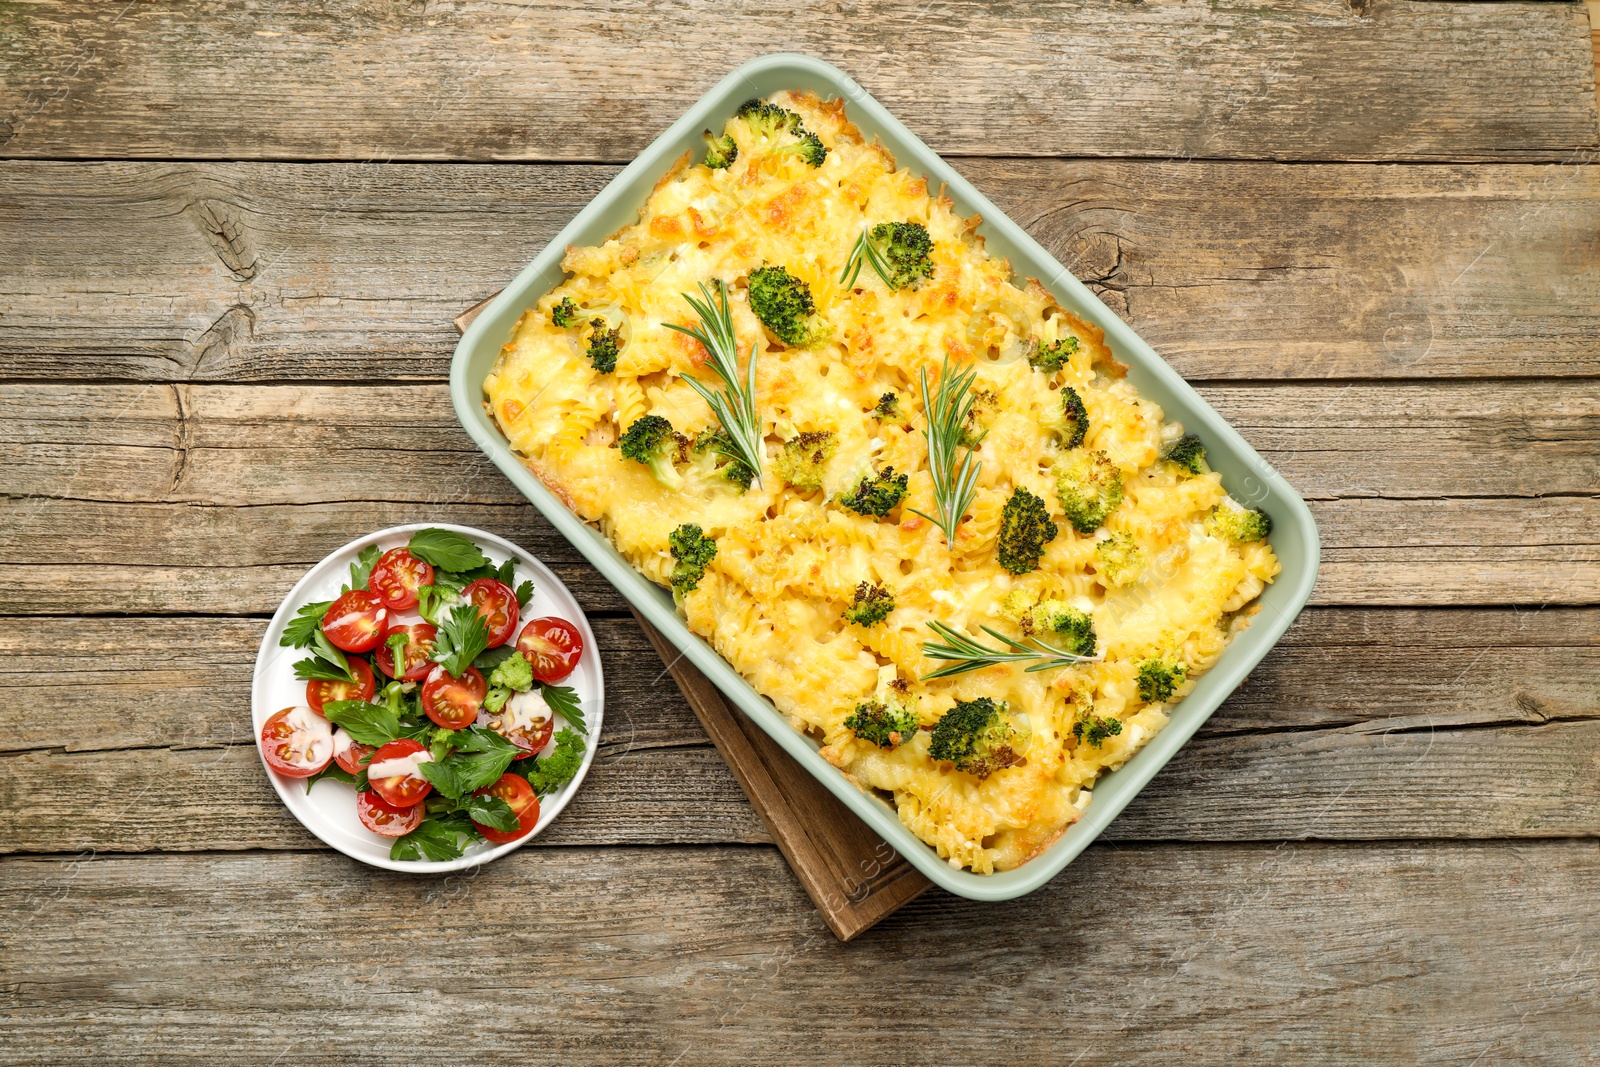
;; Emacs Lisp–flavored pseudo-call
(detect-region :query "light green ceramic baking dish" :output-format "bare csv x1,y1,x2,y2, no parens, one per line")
450,53,1320,902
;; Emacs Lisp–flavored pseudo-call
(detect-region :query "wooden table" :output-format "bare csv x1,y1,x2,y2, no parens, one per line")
3,3,1598,1062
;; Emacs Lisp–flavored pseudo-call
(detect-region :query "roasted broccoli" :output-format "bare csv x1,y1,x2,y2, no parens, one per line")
1015,598,1097,658
1165,433,1209,475
774,431,837,493
1137,659,1187,703
702,129,738,169
618,414,687,490
928,697,1027,779
841,581,895,627
748,265,831,348
734,98,827,167
1056,449,1124,533
550,297,579,328
958,388,996,450
690,432,756,492
1072,711,1124,748
777,130,828,167
1205,499,1273,543
1030,335,1080,373
844,697,919,750
1059,386,1089,449
584,317,620,374
869,221,934,290
1094,531,1143,587
668,524,717,595
837,466,908,517
873,391,900,419
996,486,1059,574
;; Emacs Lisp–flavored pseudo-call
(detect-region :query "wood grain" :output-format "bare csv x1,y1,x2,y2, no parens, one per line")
1,844,1596,1064
3,160,1598,382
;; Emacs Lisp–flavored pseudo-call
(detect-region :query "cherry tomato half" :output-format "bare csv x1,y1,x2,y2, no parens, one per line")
421,665,486,730
516,616,584,684
368,548,434,612
478,689,554,761
259,706,334,778
472,773,540,845
461,578,520,647
373,622,438,681
367,738,433,807
357,790,423,837
332,728,376,776
305,657,376,715
321,590,388,653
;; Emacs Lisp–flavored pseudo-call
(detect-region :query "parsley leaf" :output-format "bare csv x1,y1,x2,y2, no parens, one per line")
541,683,586,735
389,815,474,862
408,529,489,572
515,580,535,608
281,600,333,649
474,645,517,672
311,629,354,681
418,726,518,799
460,794,519,832
495,558,517,586
519,728,586,796
321,699,403,747
304,762,367,793
293,657,358,683
432,603,490,677
347,544,381,592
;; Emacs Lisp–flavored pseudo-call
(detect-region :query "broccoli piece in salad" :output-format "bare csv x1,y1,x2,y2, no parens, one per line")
702,130,738,169
774,431,838,493
844,697,919,750
584,317,620,374
841,581,895,627
1055,449,1124,533
689,431,756,492
928,697,1028,780
1205,499,1273,543
837,466,909,517
748,265,832,348
1029,335,1080,374
868,221,934,290
667,524,717,596
996,486,1059,575
618,414,688,490
1137,659,1187,703
1094,531,1143,587
550,297,579,328
1165,433,1209,475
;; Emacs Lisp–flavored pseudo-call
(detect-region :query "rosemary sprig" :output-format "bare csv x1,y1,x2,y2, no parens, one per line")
662,279,764,488
909,357,983,547
921,620,1103,680
839,227,895,289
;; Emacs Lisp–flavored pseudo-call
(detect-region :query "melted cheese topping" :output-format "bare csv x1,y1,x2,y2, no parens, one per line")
485,91,1280,874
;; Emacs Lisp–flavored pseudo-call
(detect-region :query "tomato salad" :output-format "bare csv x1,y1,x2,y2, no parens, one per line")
259,528,591,862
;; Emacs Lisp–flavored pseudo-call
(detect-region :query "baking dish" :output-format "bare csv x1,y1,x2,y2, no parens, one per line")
450,53,1320,901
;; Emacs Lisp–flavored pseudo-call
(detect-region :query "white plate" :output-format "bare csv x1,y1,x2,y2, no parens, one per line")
251,523,604,873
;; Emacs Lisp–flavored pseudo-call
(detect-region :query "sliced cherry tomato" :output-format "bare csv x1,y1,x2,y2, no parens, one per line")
478,689,554,761
516,616,584,683
305,657,376,714
461,578,520,647
357,791,423,837
472,773,540,844
367,738,433,807
259,706,334,778
421,664,486,730
332,728,376,775
373,622,438,681
368,548,434,612
321,590,389,653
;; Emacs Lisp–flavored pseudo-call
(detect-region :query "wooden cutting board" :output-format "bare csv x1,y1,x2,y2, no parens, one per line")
455,294,931,941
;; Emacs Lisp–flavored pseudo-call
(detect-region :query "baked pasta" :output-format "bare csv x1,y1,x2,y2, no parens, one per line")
484,92,1279,873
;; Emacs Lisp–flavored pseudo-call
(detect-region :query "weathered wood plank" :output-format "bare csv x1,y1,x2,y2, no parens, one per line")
1,844,1596,1065
1,0,1594,163
2,160,1597,382
2,610,1595,853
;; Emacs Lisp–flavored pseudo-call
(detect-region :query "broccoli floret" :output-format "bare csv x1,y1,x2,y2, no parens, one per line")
1165,433,1209,475
522,728,586,795
844,698,918,749
1059,386,1088,449
702,130,738,169
837,466,908,517
996,486,1059,574
1030,335,1080,373
486,650,534,694
774,431,837,493
668,523,717,595
584,317,620,373
958,388,996,450
618,415,688,490
690,432,756,492
1056,450,1124,533
550,297,579,328
1137,659,1187,703
1205,500,1272,543
873,392,900,418
841,581,895,627
735,98,801,137
1072,711,1124,747
748,265,831,348
1020,599,1098,657
1094,531,1143,587
869,221,934,290
777,131,828,168
928,697,1027,779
